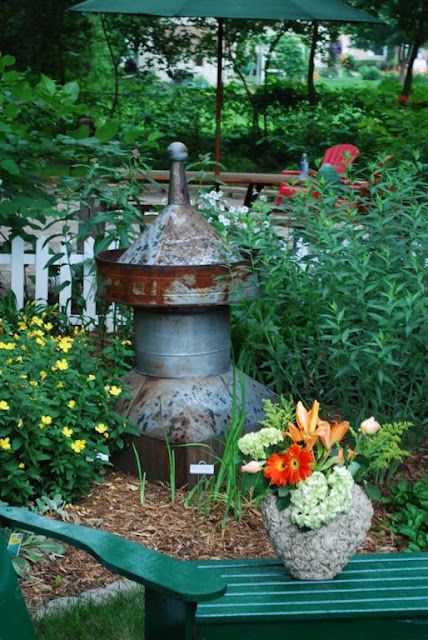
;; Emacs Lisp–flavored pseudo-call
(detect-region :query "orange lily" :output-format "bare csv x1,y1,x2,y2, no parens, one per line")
336,447,357,464
285,401,321,450
319,420,350,450
296,400,319,435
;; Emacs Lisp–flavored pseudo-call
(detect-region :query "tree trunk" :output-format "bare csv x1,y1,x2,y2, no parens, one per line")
402,41,420,97
402,9,426,97
307,21,319,106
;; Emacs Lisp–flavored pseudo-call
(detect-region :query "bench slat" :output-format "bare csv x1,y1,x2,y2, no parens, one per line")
196,554,428,623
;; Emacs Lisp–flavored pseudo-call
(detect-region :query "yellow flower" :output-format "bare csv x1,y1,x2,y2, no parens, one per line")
18,462,25,469
17,419,23,429
67,400,76,409
105,385,122,397
19,374,28,380
58,337,73,353
56,381,64,389
17,322,27,331
0,342,16,350
0,401,10,411
44,322,54,331
52,359,68,372
15,355,23,363
5,358,13,365
28,329,44,339
29,380,38,387
121,340,132,346
35,337,46,347
70,439,86,453
31,316,44,327
39,415,52,429
62,427,73,438
103,432,109,439
40,370,47,380
87,374,96,381
0,437,11,451
95,423,108,434
20,345,27,352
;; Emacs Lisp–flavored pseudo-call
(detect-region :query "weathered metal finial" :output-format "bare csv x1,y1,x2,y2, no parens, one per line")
167,141,190,206
168,141,188,163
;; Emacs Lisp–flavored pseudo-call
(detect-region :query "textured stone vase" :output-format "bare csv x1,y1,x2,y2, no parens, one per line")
261,484,373,580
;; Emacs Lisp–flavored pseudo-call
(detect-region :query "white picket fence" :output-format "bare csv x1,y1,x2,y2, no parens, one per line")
0,236,117,330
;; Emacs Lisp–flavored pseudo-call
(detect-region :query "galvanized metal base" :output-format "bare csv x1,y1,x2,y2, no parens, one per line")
114,367,276,486
117,367,276,443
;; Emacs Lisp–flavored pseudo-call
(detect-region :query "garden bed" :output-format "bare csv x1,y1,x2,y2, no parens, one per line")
21,461,424,612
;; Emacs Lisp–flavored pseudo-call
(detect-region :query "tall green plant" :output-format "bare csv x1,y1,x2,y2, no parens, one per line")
230,161,427,431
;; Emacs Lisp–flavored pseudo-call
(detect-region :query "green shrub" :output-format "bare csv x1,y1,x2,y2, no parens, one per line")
0,308,134,504
354,421,412,483
386,476,428,551
359,65,383,81
205,161,428,430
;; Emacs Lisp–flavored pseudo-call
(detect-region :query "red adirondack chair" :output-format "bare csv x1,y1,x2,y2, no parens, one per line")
275,144,360,204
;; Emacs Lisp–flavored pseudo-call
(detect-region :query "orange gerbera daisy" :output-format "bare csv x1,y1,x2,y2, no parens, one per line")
264,444,314,486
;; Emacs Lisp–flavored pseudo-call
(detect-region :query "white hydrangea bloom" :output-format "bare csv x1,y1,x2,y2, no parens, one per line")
238,427,284,460
291,467,354,530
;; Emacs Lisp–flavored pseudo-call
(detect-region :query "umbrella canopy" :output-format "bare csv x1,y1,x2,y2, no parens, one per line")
71,0,380,167
71,0,379,22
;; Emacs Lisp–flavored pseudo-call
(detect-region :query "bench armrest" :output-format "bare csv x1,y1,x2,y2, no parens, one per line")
0,505,226,603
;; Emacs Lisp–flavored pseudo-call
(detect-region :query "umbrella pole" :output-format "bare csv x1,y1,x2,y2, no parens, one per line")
214,17,224,174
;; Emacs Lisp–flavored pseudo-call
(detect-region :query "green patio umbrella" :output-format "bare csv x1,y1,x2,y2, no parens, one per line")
71,0,380,167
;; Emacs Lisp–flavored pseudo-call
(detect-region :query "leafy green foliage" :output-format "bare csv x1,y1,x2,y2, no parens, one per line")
5,527,65,579
0,0,93,83
354,422,412,483
386,476,428,551
259,397,295,431
0,307,135,504
227,161,427,429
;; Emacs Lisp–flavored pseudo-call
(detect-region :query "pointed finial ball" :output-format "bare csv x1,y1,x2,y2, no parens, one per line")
168,141,188,162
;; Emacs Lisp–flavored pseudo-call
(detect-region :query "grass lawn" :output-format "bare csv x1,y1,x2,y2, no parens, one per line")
33,588,145,640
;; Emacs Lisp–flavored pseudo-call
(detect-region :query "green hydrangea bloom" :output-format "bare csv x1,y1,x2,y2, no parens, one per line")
291,466,354,530
238,427,284,460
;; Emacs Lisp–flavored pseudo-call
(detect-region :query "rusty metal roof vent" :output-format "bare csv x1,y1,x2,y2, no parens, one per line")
96,142,275,486
97,142,257,307
119,142,239,266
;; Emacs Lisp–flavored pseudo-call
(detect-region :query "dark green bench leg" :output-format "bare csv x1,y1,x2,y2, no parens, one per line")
145,588,196,640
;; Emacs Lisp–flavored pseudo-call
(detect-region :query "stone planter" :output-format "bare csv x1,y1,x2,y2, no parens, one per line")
261,484,373,580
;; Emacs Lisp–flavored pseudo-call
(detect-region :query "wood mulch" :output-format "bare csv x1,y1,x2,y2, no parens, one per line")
21,464,413,612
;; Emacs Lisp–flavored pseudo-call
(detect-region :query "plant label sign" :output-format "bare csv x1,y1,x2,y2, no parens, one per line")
189,462,215,475
7,532,23,557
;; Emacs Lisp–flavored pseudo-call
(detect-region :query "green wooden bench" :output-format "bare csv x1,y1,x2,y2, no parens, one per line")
1,504,427,640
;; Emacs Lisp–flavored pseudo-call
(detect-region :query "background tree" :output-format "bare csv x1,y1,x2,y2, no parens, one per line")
352,0,428,96
96,15,195,115
0,0,93,83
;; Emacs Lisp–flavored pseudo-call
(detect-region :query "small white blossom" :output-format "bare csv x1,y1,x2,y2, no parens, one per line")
291,466,354,530
238,427,284,460
218,214,230,227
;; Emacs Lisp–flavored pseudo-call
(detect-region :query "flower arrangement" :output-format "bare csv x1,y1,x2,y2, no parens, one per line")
238,399,382,531
0,308,134,504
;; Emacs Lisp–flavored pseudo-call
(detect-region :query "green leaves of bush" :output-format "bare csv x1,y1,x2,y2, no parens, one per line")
0,308,134,505
232,160,427,430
